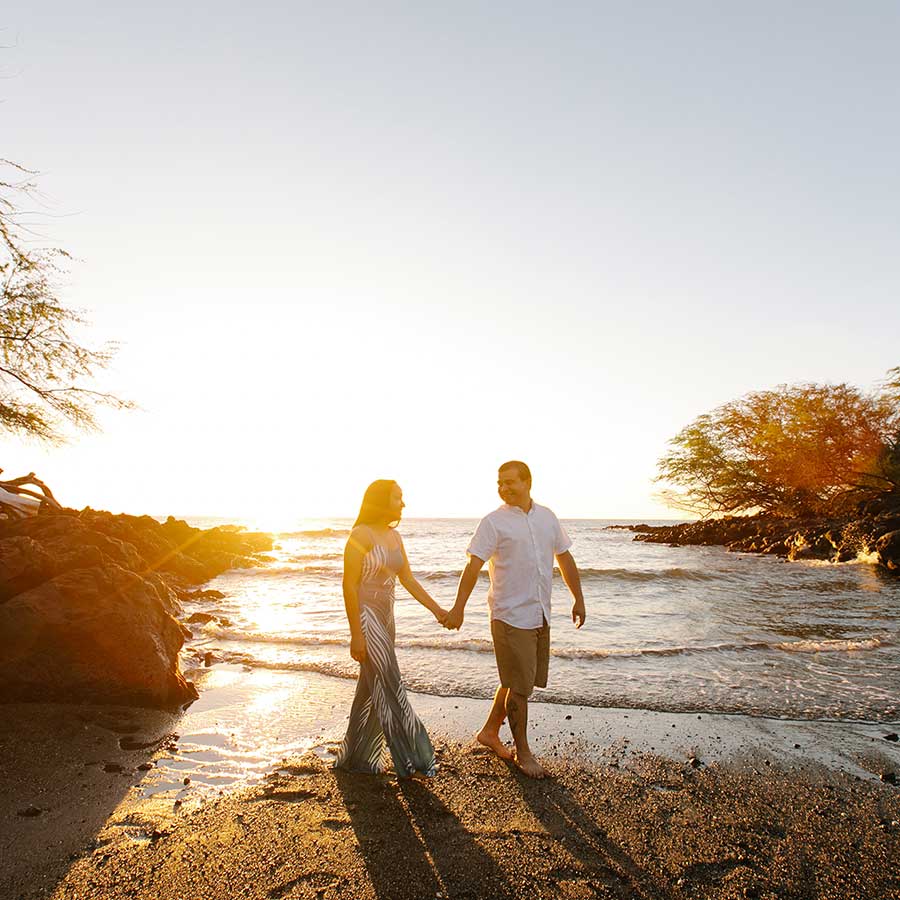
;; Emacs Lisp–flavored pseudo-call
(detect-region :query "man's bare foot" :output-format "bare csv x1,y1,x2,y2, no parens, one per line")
515,753,547,778
476,729,514,761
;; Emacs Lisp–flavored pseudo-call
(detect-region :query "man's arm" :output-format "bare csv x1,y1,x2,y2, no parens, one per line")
556,550,585,628
444,555,485,630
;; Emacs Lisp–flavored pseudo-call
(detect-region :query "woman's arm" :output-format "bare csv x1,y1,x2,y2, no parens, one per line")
396,538,447,622
343,528,370,662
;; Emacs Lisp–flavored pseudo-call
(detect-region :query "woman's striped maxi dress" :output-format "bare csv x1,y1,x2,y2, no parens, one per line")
333,534,437,776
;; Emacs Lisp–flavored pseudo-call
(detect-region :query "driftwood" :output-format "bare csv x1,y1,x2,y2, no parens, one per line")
0,470,62,519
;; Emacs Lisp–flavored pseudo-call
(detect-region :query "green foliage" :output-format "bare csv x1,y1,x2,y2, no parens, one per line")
872,436,900,492
1,160,131,442
867,367,900,492
657,376,900,518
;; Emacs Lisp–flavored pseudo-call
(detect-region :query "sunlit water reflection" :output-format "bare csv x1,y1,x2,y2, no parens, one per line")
133,518,900,800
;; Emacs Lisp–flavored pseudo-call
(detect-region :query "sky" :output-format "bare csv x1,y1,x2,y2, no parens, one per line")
2,2,899,525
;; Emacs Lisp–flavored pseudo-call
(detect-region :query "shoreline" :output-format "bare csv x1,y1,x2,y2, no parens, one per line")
3,671,900,899
3,511,900,897
143,664,900,802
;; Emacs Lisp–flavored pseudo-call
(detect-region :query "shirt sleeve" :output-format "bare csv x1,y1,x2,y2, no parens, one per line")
553,515,573,555
467,516,498,562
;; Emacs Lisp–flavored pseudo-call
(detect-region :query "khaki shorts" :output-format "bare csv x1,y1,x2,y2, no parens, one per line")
490,618,550,698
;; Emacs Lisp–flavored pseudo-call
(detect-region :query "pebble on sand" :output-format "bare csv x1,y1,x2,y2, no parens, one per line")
17,806,42,817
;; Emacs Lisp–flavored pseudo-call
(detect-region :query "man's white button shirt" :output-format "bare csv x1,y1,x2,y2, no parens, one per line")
466,503,572,629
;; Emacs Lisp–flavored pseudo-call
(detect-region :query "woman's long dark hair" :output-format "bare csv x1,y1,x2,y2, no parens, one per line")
354,479,400,528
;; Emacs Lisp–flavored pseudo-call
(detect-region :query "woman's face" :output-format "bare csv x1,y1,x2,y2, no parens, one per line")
387,485,405,523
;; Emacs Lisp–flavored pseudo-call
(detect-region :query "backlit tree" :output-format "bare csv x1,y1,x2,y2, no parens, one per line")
1,159,131,442
657,375,900,517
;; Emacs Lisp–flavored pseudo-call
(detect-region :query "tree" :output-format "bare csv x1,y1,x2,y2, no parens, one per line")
1,159,131,443
865,367,900,493
656,375,900,518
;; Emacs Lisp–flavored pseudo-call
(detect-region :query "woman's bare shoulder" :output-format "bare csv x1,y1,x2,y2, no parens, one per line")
346,525,372,553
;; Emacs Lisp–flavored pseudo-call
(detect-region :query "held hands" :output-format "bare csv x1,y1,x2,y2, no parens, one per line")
571,599,586,629
442,605,464,631
434,602,462,630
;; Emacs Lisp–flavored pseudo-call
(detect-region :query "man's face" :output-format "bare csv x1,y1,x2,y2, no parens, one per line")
497,468,530,507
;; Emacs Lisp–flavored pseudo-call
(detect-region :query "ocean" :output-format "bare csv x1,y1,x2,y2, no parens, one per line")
181,517,900,724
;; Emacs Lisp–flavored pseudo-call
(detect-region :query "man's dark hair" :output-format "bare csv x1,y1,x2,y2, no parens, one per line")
499,460,532,485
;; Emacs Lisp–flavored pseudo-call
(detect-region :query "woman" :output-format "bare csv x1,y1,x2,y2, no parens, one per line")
333,479,447,776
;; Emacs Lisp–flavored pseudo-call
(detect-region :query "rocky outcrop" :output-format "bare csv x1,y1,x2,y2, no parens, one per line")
632,494,900,572
0,509,274,708
875,530,900,571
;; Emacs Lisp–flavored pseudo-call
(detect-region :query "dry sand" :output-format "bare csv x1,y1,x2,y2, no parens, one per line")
2,694,900,900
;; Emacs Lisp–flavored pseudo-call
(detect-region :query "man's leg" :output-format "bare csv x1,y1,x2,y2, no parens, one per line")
506,690,546,778
477,685,514,760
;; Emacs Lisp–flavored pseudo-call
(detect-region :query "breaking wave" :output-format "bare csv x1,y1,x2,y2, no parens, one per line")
776,638,884,653
287,552,343,563
418,567,718,583
197,624,891,660
277,528,351,538
228,563,341,577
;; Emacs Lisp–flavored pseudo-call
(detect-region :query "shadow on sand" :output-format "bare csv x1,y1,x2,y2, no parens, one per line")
509,762,679,899
334,768,518,900
0,702,179,900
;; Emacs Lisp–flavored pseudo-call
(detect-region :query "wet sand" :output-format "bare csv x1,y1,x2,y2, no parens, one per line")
2,683,900,899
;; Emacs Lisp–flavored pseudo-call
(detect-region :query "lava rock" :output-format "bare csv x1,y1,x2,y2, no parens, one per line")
0,509,272,709
875,530,900,571
0,565,198,708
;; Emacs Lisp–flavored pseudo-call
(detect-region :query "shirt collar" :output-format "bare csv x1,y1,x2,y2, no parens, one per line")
502,501,535,515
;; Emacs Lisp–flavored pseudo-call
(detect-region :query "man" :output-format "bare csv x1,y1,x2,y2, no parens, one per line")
443,461,585,778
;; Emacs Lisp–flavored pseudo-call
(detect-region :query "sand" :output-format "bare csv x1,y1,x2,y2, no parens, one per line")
2,682,900,900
